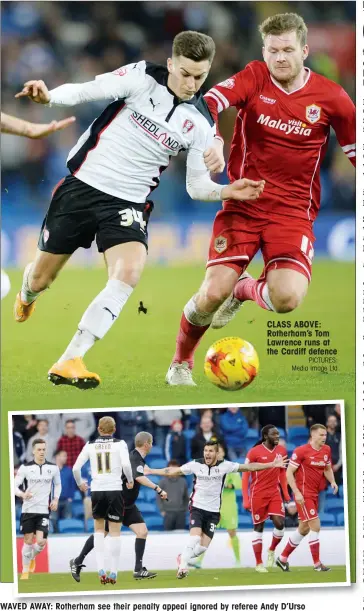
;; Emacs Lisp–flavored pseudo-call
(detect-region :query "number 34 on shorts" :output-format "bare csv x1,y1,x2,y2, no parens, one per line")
119,207,147,234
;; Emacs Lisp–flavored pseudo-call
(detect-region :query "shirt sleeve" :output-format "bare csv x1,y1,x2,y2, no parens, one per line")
289,446,304,469
325,447,332,467
120,441,133,484
185,123,228,201
330,87,356,167
14,465,26,496
244,447,255,465
180,461,196,476
72,443,90,486
49,61,146,107
222,460,240,474
52,467,62,499
132,454,145,479
204,64,257,121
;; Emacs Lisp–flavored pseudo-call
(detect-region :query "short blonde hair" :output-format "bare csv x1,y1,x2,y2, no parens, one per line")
259,13,308,47
98,416,116,435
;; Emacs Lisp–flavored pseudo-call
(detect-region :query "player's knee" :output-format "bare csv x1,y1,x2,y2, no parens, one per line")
139,525,148,538
270,288,302,313
203,282,231,309
299,524,310,536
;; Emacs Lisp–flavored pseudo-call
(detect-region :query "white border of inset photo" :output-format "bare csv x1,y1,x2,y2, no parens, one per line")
9,400,350,597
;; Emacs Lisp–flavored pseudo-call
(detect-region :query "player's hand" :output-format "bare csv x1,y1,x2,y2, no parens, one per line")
79,482,89,493
286,501,297,515
50,499,59,511
26,117,76,139
22,491,33,500
15,80,51,104
126,480,134,489
331,482,339,495
221,178,265,202
243,501,251,512
294,491,304,505
204,138,225,173
160,490,168,500
272,455,289,468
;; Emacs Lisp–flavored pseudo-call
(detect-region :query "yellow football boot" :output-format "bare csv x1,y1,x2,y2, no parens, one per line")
29,558,36,573
14,293,36,322
48,357,101,390
20,572,29,580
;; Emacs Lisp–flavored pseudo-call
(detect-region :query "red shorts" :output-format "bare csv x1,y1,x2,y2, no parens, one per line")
297,497,319,522
250,492,285,525
207,204,315,282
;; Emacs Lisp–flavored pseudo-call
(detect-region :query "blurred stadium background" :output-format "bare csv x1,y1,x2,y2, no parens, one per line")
1,1,355,269
13,404,347,575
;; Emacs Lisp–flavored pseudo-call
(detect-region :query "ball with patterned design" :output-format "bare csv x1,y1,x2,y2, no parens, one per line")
204,336,259,391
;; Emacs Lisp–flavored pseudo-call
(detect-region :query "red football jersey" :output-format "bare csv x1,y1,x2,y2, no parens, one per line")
205,61,355,222
290,443,332,498
245,443,287,497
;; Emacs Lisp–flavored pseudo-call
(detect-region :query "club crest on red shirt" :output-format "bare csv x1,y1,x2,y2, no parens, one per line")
182,119,194,134
305,104,321,124
214,236,227,253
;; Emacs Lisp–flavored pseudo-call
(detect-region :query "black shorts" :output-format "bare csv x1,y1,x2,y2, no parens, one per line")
91,491,124,523
189,506,220,539
20,513,50,538
38,174,154,255
104,504,145,531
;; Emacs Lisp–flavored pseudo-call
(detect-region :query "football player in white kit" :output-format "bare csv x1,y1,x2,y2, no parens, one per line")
14,439,61,580
72,416,133,585
146,440,287,578
14,30,264,389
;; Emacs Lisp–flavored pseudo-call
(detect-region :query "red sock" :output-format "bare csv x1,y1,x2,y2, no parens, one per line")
234,278,273,311
172,313,210,369
269,532,283,552
252,534,263,565
309,535,320,566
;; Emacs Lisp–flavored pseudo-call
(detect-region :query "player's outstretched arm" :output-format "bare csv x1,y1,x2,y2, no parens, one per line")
136,475,168,499
324,465,338,494
238,455,288,472
144,465,183,477
1,111,75,138
186,166,265,203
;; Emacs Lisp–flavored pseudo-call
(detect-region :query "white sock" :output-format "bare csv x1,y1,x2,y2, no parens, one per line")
32,543,43,558
184,295,214,326
109,536,121,576
22,544,33,571
104,535,111,574
192,543,207,559
94,532,105,573
261,283,276,312
58,279,133,362
180,535,200,569
272,527,284,540
20,263,42,304
290,529,306,546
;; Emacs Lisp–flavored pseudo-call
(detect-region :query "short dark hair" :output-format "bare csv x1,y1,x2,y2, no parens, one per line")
65,419,75,425
204,440,219,449
32,438,46,448
172,31,215,63
259,13,308,47
37,419,48,425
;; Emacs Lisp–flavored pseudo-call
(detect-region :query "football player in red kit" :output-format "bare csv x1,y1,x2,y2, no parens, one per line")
166,12,356,386
242,425,290,572
276,423,338,572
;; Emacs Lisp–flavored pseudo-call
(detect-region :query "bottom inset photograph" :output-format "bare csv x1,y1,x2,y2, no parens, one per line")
9,401,349,595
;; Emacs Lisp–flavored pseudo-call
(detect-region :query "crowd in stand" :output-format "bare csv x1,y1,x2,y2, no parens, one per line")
13,405,343,534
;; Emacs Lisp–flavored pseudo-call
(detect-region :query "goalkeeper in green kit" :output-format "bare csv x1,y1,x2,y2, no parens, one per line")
188,444,241,569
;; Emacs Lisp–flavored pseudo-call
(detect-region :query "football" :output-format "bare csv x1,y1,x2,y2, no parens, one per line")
204,336,259,390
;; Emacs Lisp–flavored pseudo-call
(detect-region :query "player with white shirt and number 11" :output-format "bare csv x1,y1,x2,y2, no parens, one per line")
72,416,134,586
144,439,288,579
13,30,264,390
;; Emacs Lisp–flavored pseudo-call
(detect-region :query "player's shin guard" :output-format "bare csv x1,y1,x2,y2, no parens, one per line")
20,263,43,305
269,527,284,551
180,535,201,569
22,544,33,572
252,532,263,565
94,532,106,573
192,543,208,559
234,278,275,312
172,296,213,368
109,536,121,578
32,543,44,557
58,279,133,362
279,529,305,562
135,538,146,572
308,530,320,567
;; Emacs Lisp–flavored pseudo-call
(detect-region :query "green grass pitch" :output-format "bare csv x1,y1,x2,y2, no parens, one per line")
2,261,354,411
17,566,347,594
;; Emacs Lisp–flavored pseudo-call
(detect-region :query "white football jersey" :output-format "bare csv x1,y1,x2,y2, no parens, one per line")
72,436,132,492
49,61,216,203
180,459,240,512
14,461,61,515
